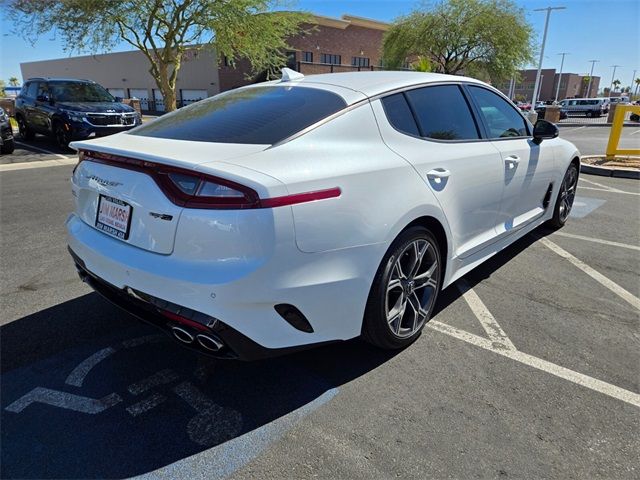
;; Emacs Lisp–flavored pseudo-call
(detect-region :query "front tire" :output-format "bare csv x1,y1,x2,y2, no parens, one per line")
548,163,578,229
17,116,35,141
53,122,71,150
1,138,15,154
362,226,442,350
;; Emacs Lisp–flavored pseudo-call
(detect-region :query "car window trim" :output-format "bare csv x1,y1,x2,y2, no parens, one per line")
461,83,532,141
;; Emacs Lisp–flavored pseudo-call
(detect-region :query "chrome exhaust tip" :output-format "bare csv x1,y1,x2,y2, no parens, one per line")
196,333,224,352
171,326,194,344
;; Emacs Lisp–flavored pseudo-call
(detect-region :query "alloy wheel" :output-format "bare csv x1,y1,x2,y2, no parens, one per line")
558,166,577,222
386,239,439,338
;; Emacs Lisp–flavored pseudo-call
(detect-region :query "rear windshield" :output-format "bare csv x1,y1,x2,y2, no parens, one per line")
130,86,347,145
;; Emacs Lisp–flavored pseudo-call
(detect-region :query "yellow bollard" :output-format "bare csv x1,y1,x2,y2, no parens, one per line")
606,105,640,159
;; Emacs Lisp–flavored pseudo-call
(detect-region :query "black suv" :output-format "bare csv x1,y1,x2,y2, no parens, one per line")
15,78,141,149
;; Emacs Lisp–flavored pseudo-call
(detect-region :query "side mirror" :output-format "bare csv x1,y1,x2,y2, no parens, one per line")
532,119,559,144
36,94,50,103
114,96,123,102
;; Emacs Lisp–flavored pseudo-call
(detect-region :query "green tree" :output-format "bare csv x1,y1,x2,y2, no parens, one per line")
612,79,621,92
634,77,640,98
582,76,590,96
8,77,19,87
9,0,308,112
382,0,534,82
0,80,5,97
412,56,432,72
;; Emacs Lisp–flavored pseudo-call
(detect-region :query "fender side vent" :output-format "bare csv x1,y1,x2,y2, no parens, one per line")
542,182,554,209
274,304,314,333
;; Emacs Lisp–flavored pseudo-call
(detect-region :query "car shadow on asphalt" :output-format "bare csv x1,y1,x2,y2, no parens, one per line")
0,291,401,478
0,226,556,479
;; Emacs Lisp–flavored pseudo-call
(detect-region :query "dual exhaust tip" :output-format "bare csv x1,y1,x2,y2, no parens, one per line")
171,326,224,352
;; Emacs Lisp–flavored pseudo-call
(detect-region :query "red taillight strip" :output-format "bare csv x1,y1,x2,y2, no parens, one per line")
78,149,341,209
160,310,210,332
260,187,341,208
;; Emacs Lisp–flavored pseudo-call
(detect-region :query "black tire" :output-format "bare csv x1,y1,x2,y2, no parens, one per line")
53,122,71,150
17,115,35,141
362,226,442,350
548,163,578,229
0,138,15,154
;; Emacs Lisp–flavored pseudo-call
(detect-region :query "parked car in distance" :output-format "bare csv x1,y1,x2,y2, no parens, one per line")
15,78,141,149
0,107,15,154
534,104,568,120
558,98,608,117
609,95,630,105
67,70,580,360
516,101,532,111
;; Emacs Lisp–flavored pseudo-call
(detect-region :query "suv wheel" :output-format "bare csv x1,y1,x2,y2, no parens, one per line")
53,122,71,150
17,116,35,140
362,226,442,350
1,138,15,154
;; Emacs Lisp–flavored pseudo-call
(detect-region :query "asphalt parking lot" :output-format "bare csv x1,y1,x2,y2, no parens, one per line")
1,137,639,479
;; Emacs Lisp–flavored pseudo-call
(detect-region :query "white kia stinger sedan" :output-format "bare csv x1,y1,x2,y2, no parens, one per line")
67,70,580,359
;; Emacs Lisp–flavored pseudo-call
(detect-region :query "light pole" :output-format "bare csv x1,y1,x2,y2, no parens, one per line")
609,65,622,97
629,69,636,97
555,52,569,102
531,6,566,107
586,60,599,98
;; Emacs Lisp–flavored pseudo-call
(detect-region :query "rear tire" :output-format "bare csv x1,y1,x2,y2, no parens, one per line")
548,163,578,229
362,226,442,350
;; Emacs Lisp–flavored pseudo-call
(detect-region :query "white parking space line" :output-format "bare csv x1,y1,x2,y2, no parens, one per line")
578,177,625,192
0,158,77,172
562,126,586,133
630,129,640,135
428,321,640,408
13,140,73,160
552,231,640,251
578,185,640,196
456,280,516,350
538,236,640,311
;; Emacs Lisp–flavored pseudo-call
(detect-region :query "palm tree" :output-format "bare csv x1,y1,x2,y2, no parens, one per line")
8,77,19,87
612,79,621,92
635,77,640,98
582,76,590,96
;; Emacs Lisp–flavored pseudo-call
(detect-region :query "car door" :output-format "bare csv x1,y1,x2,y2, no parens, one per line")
465,84,556,236
33,82,53,133
372,84,505,259
22,81,39,129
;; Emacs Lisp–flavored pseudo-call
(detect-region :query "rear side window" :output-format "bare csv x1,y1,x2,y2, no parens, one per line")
381,93,420,136
467,86,528,138
130,86,347,145
26,82,38,98
405,85,479,140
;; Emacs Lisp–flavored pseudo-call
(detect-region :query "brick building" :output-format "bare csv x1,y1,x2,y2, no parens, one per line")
20,14,389,112
496,68,601,102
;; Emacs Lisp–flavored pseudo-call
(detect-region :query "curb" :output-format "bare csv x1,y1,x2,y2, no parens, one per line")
558,123,638,128
580,162,640,180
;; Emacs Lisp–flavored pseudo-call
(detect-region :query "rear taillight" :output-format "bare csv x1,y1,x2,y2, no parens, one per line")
78,149,341,209
79,149,260,209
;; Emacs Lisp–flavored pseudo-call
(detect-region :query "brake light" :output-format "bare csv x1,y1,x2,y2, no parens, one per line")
78,149,341,209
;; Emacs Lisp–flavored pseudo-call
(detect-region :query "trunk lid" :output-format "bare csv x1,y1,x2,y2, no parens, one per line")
70,134,273,255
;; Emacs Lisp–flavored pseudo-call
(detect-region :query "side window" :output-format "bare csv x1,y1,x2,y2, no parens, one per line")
467,86,528,138
404,85,479,140
26,82,39,98
380,93,420,137
36,82,49,99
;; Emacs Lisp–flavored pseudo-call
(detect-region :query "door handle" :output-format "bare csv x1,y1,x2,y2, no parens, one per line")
426,168,451,182
505,155,520,169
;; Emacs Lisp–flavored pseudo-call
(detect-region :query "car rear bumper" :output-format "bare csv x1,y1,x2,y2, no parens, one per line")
66,213,384,358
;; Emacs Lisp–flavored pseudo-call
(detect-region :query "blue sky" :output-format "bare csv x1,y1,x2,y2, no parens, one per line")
2,0,639,87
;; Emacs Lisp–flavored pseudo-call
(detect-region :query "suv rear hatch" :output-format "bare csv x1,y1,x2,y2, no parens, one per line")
70,134,273,254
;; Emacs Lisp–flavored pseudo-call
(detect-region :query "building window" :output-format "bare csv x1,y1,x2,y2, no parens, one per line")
320,53,341,65
352,56,370,67
302,51,313,63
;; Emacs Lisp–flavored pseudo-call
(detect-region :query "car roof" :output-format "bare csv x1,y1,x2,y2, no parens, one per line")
255,71,489,105
26,77,95,83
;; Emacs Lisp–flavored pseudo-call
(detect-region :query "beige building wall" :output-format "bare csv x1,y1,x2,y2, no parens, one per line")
20,48,221,104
